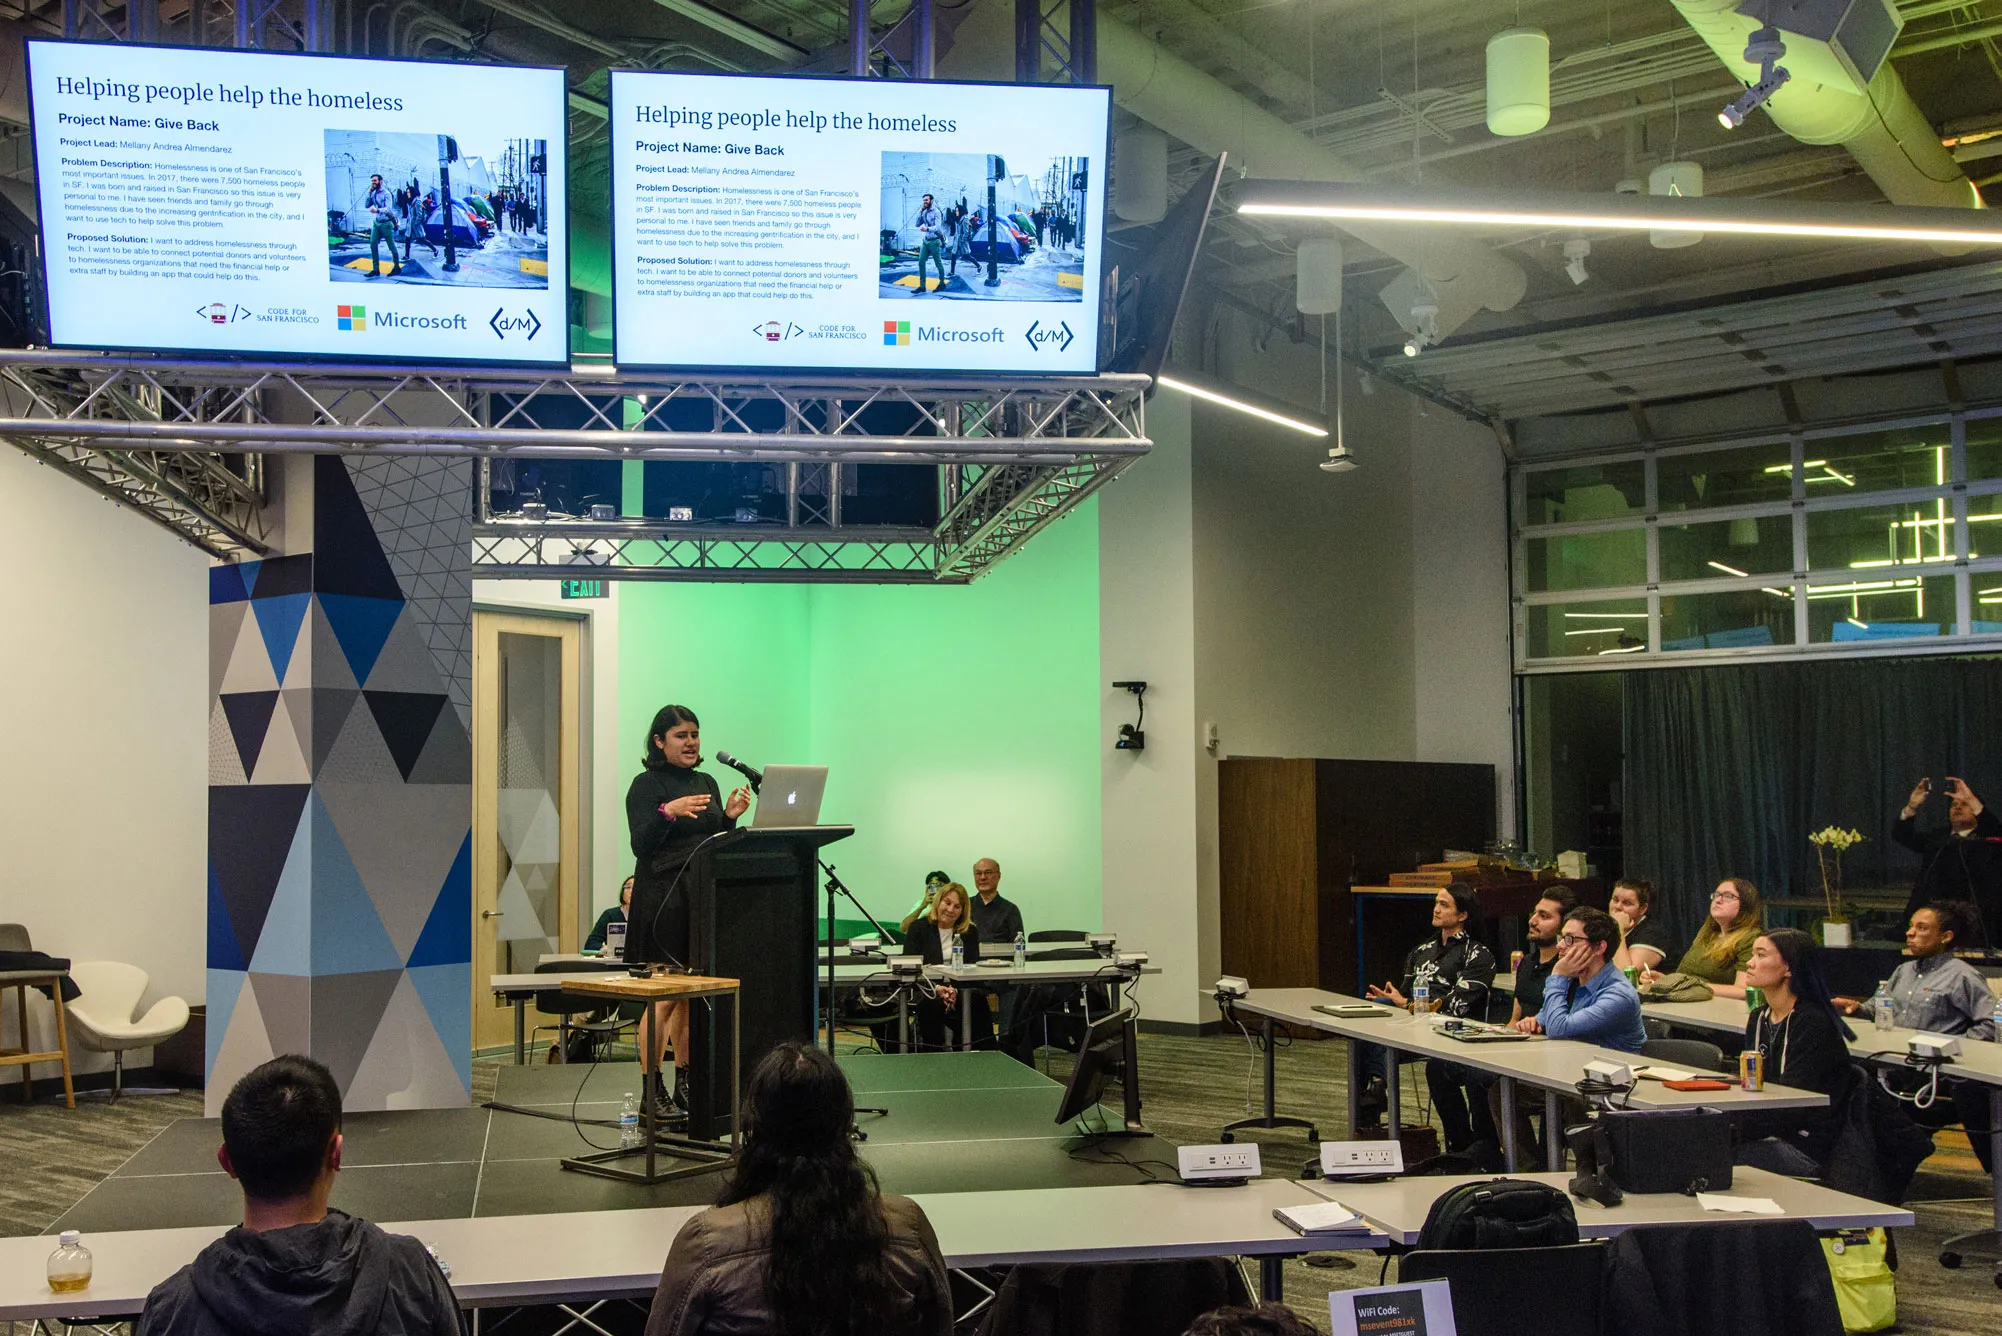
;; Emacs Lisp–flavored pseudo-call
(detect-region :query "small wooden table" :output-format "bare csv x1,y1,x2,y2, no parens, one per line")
557,973,740,1187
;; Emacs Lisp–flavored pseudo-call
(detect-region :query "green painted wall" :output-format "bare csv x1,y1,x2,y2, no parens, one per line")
617,504,1102,936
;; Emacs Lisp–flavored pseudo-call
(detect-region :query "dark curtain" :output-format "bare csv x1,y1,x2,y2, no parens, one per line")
1623,657,2002,946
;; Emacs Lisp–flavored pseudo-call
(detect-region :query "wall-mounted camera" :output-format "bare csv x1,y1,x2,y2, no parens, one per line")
1113,680,1147,752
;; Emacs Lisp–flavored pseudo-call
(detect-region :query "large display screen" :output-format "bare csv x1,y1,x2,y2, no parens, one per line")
610,71,1110,375
26,40,568,365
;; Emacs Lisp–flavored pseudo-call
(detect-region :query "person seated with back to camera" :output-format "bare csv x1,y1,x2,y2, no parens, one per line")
1182,1304,1323,1336
1355,884,1497,1136
1609,875,1674,973
1736,928,1856,1176
1834,899,1998,1172
905,882,992,1050
1640,876,1763,999
139,1055,460,1336
1536,906,1647,1052
646,1042,951,1336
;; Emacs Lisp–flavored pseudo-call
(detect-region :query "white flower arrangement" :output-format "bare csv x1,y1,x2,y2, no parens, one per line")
1809,826,1865,922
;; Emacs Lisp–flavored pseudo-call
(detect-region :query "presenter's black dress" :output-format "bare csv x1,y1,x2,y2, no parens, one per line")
625,764,737,969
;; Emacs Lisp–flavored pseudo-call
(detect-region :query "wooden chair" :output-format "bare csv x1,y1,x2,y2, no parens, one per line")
0,924,75,1108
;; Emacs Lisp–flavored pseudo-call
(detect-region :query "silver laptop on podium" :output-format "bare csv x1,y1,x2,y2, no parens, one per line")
750,765,828,829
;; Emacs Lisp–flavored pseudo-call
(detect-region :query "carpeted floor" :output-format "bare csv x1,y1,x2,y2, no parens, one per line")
2,1030,1997,1332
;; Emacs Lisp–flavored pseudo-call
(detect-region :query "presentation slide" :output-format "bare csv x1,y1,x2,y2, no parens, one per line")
609,71,1110,375
26,40,568,365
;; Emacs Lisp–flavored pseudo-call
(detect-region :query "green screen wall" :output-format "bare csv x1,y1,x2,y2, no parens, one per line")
617,502,1102,936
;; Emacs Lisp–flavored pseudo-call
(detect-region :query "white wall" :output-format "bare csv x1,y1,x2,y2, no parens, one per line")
0,445,208,1080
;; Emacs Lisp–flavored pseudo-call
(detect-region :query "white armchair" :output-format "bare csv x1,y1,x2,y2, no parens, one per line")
64,961,190,1098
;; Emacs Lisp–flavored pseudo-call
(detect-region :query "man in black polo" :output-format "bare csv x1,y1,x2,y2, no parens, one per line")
968,857,1024,946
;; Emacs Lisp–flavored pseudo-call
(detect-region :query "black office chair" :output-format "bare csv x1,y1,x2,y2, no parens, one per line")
1012,948,1115,1069
1400,1243,1606,1336
1641,1037,1729,1073
1027,930,1089,943
529,961,629,1063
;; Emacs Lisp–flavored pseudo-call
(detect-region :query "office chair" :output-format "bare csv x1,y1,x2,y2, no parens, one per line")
1400,1243,1606,1336
1641,1037,1729,1073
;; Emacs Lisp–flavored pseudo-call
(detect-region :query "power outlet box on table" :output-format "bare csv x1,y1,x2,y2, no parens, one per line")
1178,1143,1261,1183
1320,1140,1404,1177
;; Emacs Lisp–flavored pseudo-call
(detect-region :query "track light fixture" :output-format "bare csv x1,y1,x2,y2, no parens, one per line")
1402,299,1439,358
1320,443,1358,473
1719,25,1789,129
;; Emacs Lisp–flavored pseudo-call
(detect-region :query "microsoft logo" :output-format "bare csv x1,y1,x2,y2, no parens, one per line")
883,320,910,347
337,305,366,332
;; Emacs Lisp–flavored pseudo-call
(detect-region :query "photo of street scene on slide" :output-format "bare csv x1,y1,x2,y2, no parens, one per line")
880,150,1087,301
326,128,550,288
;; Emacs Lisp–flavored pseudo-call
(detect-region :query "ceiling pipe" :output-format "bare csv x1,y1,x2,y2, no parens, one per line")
935,0,1527,337
1666,0,1978,211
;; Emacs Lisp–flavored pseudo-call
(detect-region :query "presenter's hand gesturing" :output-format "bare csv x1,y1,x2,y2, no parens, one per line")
724,786,751,820
660,794,711,821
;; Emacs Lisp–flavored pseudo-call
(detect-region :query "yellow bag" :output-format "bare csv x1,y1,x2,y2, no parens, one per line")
1821,1228,1895,1333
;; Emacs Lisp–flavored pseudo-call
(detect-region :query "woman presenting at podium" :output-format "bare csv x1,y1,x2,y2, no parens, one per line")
626,704,751,1120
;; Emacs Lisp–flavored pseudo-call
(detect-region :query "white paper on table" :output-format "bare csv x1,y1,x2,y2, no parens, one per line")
1696,1194,1785,1215
1633,1066,1696,1081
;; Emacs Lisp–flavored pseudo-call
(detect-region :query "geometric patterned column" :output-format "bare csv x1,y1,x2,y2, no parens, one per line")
206,455,472,1113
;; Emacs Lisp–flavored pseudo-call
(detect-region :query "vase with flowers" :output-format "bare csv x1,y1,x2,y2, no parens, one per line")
1808,826,1865,947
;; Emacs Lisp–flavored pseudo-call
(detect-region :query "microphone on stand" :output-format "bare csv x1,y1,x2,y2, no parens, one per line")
716,750,763,794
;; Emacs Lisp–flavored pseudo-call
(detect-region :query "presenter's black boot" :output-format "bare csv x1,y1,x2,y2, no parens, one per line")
648,1072,684,1128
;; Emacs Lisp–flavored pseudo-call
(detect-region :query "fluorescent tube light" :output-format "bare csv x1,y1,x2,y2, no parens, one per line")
1235,182,2002,248
1707,561,1750,577
1156,372,1329,438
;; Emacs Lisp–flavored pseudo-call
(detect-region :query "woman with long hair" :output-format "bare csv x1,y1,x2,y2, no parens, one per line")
905,882,991,1050
1646,877,1763,998
1736,928,1857,1175
625,704,752,1120
646,1043,950,1336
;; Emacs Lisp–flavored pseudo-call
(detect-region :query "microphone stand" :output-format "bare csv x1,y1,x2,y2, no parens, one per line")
819,858,894,1135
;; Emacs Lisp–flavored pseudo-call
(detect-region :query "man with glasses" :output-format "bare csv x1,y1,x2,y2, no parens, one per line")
1538,907,1646,1052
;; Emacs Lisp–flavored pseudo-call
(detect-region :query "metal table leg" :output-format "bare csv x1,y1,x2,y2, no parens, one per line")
898,988,910,1053
1387,1060,1402,1145
959,985,972,1050
1259,1256,1284,1301
1499,1077,1519,1172
1544,1091,1564,1171
1345,1039,1361,1136
514,999,526,1065
1221,1015,1317,1143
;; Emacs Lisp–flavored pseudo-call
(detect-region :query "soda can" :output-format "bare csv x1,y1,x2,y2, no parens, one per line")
1623,966,1639,987
1744,985,1764,1011
1510,950,1525,972
1739,1049,1765,1092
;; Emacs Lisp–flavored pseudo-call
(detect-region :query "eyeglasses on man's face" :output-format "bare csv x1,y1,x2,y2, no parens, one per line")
1557,933,1586,948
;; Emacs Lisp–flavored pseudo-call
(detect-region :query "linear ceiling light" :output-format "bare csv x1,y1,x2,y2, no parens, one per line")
1156,371,1329,438
1235,182,2002,248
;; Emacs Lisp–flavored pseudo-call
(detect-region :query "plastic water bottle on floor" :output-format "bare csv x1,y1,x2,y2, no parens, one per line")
950,934,964,969
1871,982,1894,1030
619,1093,641,1149
1014,930,1027,969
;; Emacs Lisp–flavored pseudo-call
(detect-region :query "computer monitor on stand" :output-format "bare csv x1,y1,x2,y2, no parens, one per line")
1054,1007,1147,1136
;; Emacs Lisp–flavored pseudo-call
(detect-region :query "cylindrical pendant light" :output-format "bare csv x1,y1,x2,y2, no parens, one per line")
1113,127,1169,224
1296,236,1344,314
1486,28,1551,137
1649,161,1704,249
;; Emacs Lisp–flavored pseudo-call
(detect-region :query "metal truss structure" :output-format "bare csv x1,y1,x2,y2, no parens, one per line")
0,353,1149,578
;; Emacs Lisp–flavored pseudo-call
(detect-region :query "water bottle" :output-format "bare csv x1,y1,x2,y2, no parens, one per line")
1014,930,1027,969
1871,982,1894,1030
46,1231,91,1294
950,933,964,969
1412,981,1430,1016
1990,994,2002,1040
619,1093,641,1149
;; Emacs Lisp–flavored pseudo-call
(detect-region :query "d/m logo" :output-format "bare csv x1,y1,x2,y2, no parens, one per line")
883,320,910,347
336,305,366,332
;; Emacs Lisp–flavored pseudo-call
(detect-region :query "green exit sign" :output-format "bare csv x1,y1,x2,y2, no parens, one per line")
560,579,608,600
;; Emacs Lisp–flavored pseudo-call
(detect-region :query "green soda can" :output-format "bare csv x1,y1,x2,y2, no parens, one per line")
1745,985,1765,1011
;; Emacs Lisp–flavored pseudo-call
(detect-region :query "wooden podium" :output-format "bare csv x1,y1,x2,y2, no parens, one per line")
684,824,853,1140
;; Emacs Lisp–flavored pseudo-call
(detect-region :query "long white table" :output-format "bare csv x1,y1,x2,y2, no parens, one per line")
1228,988,1826,1174
1644,994,2002,1273
0,1179,1383,1323
1306,1165,1913,1246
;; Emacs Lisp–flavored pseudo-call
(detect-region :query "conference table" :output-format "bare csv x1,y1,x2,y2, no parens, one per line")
1225,988,1827,1173
0,1178,1384,1325
1642,994,2002,1274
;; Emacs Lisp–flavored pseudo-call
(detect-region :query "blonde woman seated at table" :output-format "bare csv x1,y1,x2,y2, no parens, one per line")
645,1042,951,1336
1639,877,1762,999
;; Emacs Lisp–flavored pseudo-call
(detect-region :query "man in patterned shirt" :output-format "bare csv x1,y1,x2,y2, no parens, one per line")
1356,885,1496,1143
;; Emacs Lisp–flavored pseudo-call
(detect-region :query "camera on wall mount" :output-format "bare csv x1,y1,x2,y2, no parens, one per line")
1113,680,1147,752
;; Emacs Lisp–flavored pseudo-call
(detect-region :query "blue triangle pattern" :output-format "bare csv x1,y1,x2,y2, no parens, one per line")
248,809,314,976
407,963,471,1086
210,564,249,605
406,831,472,968
204,969,247,1077
318,594,404,686
308,791,402,975
240,559,262,598
253,593,311,685
206,867,246,971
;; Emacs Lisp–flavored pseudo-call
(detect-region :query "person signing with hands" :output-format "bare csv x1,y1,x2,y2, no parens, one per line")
1896,775,2002,932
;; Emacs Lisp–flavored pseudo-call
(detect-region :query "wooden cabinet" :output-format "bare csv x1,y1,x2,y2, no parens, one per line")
1218,758,1497,992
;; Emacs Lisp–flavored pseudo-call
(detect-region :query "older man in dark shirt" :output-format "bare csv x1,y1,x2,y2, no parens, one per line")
1896,776,2002,938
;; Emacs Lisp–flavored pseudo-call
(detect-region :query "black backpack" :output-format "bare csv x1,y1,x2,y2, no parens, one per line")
1415,1177,1580,1250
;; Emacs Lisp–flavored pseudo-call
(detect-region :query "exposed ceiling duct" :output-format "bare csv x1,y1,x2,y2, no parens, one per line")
935,0,1527,340
1668,0,1979,211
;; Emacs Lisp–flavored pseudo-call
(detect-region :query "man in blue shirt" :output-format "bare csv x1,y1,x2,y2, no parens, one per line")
1538,906,1646,1053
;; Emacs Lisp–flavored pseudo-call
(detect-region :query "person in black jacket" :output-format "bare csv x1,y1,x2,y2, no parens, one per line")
138,1055,459,1336
1357,884,1496,1136
1737,928,1857,1175
626,705,752,1118
904,883,989,1051
1896,775,2002,938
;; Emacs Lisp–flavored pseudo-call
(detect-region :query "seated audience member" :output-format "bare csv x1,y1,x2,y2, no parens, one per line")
1536,907,1646,1053
140,1055,460,1336
898,870,953,934
1471,887,1578,1156
905,883,991,1050
1895,776,2002,931
1356,885,1496,1132
646,1042,951,1336
1184,1304,1323,1336
1736,928,1856,1176
1644,877,1762,999
1609,876,1673,972
1836,900,1997,1171
967,857,1024,1033
584,875,634,953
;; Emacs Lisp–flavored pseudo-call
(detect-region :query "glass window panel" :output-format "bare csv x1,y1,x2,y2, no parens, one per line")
1805,574,1955,642
1522,461,1645,525
1525,528,1647,593
1658,515,1793,583
1525,599,1649,660
1967,492,2002,562
1657,442,1794,512
1968,415,2002,482
1973,571,2002,633
1809,424,1950,495
1660,586,1796,651
1806,501,1955,571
